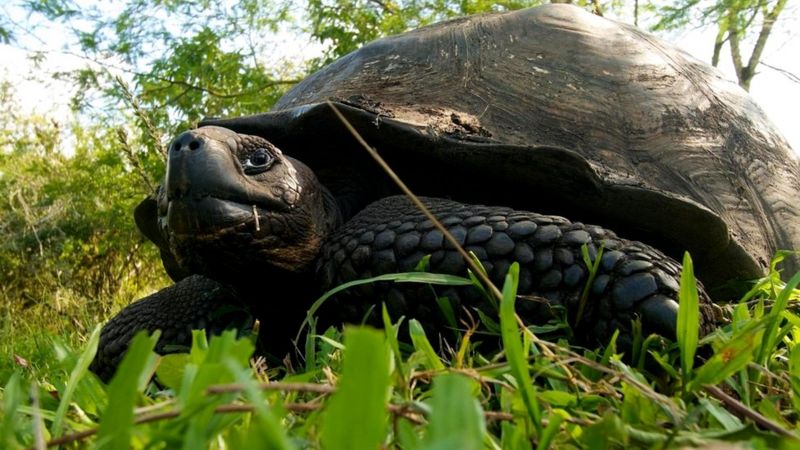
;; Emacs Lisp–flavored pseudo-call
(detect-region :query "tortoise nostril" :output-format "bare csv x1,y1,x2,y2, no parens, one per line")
172,142,181,152
189,140,200,151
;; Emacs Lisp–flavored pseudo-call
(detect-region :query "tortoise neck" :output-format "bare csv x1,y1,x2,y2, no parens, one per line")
314,162,395,223
321,184,344,234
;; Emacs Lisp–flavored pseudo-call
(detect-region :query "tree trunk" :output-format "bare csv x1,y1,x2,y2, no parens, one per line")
711,23,726,67
726,0,787,91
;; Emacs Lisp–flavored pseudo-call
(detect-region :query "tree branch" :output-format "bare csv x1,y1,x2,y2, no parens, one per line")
743,0,788,90
711,21,727,67
13,45,301,101
727,8,744,85
366,0,396,14
703,385,797,438
761,62,800,85
140,75,302,100
591,0,604,17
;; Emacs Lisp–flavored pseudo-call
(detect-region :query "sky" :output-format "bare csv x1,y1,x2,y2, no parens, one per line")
1,2,798,155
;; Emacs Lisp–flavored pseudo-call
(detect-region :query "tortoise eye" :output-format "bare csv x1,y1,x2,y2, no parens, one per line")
244,149,273,175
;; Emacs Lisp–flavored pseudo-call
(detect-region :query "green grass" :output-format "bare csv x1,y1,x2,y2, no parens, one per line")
2,256,800,449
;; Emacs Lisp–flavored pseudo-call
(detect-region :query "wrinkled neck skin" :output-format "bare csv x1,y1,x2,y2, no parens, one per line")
242,157,342,273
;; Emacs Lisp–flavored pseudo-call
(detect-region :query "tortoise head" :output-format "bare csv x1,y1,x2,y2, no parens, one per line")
135,126,340,282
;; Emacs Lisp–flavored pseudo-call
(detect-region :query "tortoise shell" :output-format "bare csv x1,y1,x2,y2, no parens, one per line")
202,4,800,294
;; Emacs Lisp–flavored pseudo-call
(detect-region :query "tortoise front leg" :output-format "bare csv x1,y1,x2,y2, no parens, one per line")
316,196,716,349
90,275,254,382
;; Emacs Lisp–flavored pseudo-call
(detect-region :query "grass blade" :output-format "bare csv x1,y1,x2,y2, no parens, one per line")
224,359,295,450
688,326,758,392
409,319,445,371
423,373,486,450
50,324,101,438
536,409,567,450
677,252,699,388
305,316,317,373
576,243,604,326
397,420,422,450
95,331,160,449
791,333,800,412
756,270,800,366
321,327,391,450
382,304,409,388
499,263,542,435
1,372,23,449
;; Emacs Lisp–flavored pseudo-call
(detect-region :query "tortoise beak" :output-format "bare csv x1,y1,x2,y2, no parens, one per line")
164,126,289,234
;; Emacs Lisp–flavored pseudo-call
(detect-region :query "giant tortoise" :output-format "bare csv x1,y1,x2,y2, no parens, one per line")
90,4,800,380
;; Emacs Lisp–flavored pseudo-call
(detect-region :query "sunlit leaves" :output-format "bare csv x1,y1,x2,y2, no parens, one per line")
653,0,789,89
0,91,167,312
499,262,542,435
677,251,699,388
307,0,547,63
22,0,297,134
320,327,391,450
423,373,486,450
96,331,160,449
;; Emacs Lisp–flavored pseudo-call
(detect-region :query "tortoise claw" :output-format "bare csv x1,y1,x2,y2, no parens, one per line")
637,294,679,339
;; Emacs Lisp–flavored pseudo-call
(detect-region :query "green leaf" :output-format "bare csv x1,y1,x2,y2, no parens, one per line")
475,308,502,334
316,334,345,351
677,251,699,388
499,387,532,450
648,350,680,379
579,412,627,450
321,327,391,450
466,253,493,308
1,372,23,449
757,270,800,366
688,325,759,392
536,409,567,450
189,329,210,364
177,330,255,448
423,373,486,450
576,242,604,326
409,319,445,371
434,296,458,330
382,304,408,385
224,359,295,450
397,419,422,450
699,398,742,431
601,329,620,365
155,353,190,390
499,263,542,435
95,331,160,449
305,316,318,372
538,390,577,408
790,337,800,411
620,382,658,426
50,324,101,438
414,254,431,271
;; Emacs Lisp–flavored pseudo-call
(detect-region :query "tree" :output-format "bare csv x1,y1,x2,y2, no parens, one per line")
655,0,790,91
306,0,631,63
22,0,301,136
0,80,166,310
307,0,548,63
